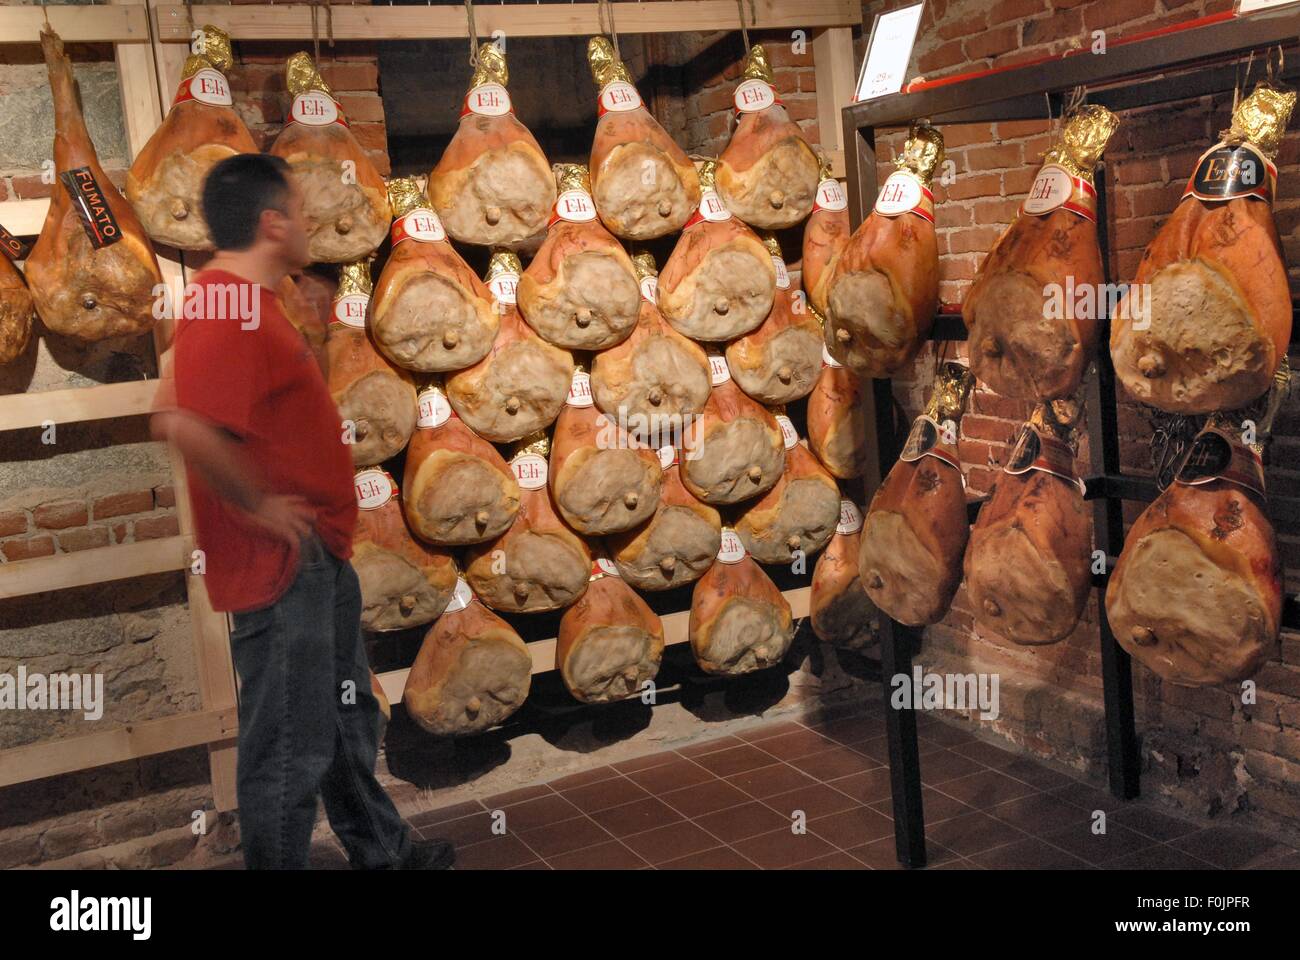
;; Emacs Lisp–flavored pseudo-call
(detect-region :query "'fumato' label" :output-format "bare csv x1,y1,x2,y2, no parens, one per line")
461,82,513,118
0,222,26,261
173,67,232,107
772,256,791,290
510,453,548,490
836,499,864,535
717,528,746,563
708,354,731,386
354,468,395,510
639,275,659,304
1021,163,1098,221
60,168,122,249
900,414,960,470
874,170,934,223
734,78,779,113
1175,425,1266,499
813,178,848,213
1183,141,1275,204
684,190,732,229
567,371,594,407
1004,423,1085,495
416,387,453,428
288,90,348,127
332,293,369,328
549,189,597,228
391,208,446,246
489,271,519,306
444,577,475,613
597,80,643,116
775,414,799,450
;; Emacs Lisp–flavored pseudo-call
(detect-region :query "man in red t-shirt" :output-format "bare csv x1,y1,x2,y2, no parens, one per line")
151,154,451,870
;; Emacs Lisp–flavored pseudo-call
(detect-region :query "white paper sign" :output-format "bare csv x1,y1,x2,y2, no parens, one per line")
856,3,925,103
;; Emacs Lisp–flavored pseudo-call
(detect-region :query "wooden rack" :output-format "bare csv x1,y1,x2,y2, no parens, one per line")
841,7,1300,868
0,1,860,815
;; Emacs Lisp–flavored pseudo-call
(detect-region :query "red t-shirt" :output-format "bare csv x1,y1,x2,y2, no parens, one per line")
170,269,356,613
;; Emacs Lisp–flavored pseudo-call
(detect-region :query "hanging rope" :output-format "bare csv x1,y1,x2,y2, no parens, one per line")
310,1,320,63
736,0,750,54
40,0,50,29
307,0,335,64
465,0,479,67
184,0,195,38
598,0,620,61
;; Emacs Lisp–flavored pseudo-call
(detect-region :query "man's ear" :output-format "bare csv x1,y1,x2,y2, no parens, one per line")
258,207,285,244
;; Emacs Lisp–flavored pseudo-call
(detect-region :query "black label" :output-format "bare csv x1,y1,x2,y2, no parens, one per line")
1184,143,1272,203
59,167,123,249
0,222,26,261
899,416,939,462
1005,426,1040,473
1176,432,1232,484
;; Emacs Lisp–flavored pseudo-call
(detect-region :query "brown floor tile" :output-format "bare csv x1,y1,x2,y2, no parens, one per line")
658,846,759,870
546,840,647,870
950,739,1021,768
453,835,538,870
764,782,862,822
409,800,485,829
611,751,679,774
804,714,882,744
482,783,553,808
495,793,585,832
732,826,837,869
936,769,1039,808
970,837,1093,870
736,720,806,742
623,756,715,794
1169,826,1298,870
920,749,988,785
1104,844,1219,870
870,787,973,825
846,836,959,870
790,745,881,781
659,779,753,818
676,735,746,758
547,765,622,791
725,762,819,799
754,727,839,761
827,767,895,805
621,820,721,865
917,719,978,748
808,805,896,848
849,734,948,765
998,757,1077,792
559,775,652,814
419,811,498,846
693,800,790,843
590,797,684,838
517,816,612,859
1049,780,1129,814
689,743,781,778
987,791,1086,836
1042,822,1159,865
1255,851,1300,869
930,858,983,869
926,811,1027,857
1110,805,1201,842
511,860,551,870
786,851,868,870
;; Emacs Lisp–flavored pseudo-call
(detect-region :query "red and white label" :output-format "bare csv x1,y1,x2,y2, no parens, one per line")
510,452,548,489
709,354,731,386
772,255,790,290
717,528,746,563
391,208,446,246
775,414,798,449
684,190,733,229
549,189,597,227
444,577,474,613
416,387,453,428
598,80,643,116
813,178,848,213
489,272,519,306
734,78,778,113
874,170,934,223
657,444,678,470
567,371,594,407
1022,163,1097,221
640,275,659,305
821,344,843,368
289,91,348,127
592,557,622,579
836,499,863,535
354,468,394,510
173,68,232,107
461,82,512,118
332,293,369,328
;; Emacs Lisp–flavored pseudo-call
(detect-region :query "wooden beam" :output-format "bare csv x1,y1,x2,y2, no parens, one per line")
813,27,858,168
154,1,861,42
0,5,150,44
375,586,812,706
0,379,158,432
0,535,192,599
0,707,237,789
0,199,49,239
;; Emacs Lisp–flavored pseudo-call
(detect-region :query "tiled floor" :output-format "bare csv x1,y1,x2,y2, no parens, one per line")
306,704,1300,870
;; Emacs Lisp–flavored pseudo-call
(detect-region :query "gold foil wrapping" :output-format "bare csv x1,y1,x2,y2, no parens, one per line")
336,260,373,298
631,251,658,281
181,24,234,81
510,430,552,459
286,51,332,97
388,177,426,217
588,36,633,88
553,162,593,195
740,44,775,84
487,249,524,280
923,362,975,422
897,123,945,187
1042,104,1120,183
760,234,783,259
469,41,509,90
1028,398,1082,443
1222,83,1296,160
816,150,834,181
696,157,720,191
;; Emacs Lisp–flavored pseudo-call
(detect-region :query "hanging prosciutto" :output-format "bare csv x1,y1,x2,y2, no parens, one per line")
810,500,880,651
715,44,819,230
802,157,850,319
427,42,554,248
806,335,871,480
126,25,257,250
964,104,1119,400
1112,84,1295,414
0,234,34,364
269,52,391,263
587,36,700,240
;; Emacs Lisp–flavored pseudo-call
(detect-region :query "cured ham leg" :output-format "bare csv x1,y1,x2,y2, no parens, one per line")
1112,84,1295,414
806,337,870,480
680,359,785,505
126,25,257,250
587,36,700,240
27,27,161,342
428,42,554,248
0,246,34,364
557,559,664,703
964,105,1119,400
715,44,819,230
689,529,794,675
811,501,880,651
824,124,942,377
802,159,850,318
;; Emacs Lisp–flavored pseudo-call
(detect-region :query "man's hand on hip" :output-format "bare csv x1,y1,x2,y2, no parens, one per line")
249,494,316,545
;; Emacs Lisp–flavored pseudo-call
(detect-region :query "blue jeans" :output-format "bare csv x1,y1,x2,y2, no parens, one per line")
228,534,412,869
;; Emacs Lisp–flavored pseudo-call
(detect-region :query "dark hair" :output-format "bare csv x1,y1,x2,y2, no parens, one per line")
201,153,293,251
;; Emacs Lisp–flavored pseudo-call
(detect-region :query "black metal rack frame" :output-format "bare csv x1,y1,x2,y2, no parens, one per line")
840,8,1300,868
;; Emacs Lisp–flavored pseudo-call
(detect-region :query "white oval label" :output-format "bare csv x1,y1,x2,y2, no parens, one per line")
657,444,677,470
416,387,452,428
444,576,474,613
511,453,548,489
567,371,594,407
734,78,777,113
836,499,863,535
640,275,659,305
465,82,512,117
698,190,732,223
717,528,746,563
354,469,394,510
332,293,369,328
595,557,621,578
290,91,339,126
776,414,798,449
709,354,731,386
555,190,597,223
815,178,848,212
875,171,922,216
189,68,232,106
822,344,843,368
772,255,790,290
401,209,447,243
489,272,519,306
1022,163,1073,215
599,80,643,113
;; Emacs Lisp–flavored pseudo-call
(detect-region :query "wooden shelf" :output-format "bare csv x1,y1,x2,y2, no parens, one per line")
0,4,150,44
0,535,192,600
153,0,861,42
0,198,47,239
375,585,811,706
0,379,159,433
